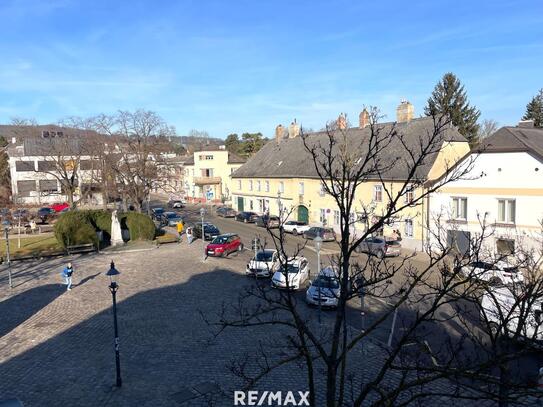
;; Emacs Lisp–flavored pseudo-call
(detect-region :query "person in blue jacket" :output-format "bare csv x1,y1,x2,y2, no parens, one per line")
62,262,74,291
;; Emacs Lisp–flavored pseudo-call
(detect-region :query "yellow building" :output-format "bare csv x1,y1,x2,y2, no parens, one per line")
183,147,246,203
231,102,470,250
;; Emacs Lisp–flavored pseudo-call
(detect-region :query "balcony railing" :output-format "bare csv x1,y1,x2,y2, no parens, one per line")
193,176,222,185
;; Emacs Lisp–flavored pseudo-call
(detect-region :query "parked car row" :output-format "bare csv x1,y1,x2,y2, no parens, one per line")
0,203,70,225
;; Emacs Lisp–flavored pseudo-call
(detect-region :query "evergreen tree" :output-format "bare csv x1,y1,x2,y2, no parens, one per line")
224,133,240,154
0,136,11,204
522,89,543,128
425,73,481,146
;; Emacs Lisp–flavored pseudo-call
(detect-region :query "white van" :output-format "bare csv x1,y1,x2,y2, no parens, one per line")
480,287,543,342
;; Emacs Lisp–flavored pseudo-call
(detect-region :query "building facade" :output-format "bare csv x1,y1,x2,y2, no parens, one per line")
429,121,543,258
183,147,246,203
232,102,470,250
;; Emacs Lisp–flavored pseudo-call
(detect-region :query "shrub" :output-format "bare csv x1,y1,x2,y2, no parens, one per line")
54,211,99,248
122,212,155,241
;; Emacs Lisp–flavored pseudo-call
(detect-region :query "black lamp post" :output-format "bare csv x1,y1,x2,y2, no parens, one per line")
106,261,122,387
2,220,12,289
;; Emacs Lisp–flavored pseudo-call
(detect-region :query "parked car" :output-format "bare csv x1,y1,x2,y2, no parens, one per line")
235,211,259,223
246,249,280,278
271,256,310,290
354,237,401,258
168,200,185,209
458,260,524,286
306,266,341,308
481,286,543,342
11,209,29,222
205,233,243,257
216,207,237,218
255,215,280,228
281,220,311,236
193,222,221,241
151,207,165,220
303,227,336,242
161,211,184,227
0,208,11,221
50,202,70,212
37,207,56,223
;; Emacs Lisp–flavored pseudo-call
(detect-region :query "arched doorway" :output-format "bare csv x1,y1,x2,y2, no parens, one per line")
297,205,309,223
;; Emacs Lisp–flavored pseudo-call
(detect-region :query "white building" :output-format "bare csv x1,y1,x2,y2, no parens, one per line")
429,121,543,259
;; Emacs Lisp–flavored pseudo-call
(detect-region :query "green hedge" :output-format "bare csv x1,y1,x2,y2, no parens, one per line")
54,210,155,247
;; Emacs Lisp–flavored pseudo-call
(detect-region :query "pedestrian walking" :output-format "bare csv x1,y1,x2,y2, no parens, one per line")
62,262,74,291
186,227,193,244
29,219,37,234
176,220,184,243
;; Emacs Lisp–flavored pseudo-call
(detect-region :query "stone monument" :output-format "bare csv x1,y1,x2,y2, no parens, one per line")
110,210,124,246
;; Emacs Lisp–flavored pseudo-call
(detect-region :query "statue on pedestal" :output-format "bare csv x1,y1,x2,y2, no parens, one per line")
110,210,124,246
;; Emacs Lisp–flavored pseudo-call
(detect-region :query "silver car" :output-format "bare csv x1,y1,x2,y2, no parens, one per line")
354,236,401,258
306,266,341,308
246,249,280,278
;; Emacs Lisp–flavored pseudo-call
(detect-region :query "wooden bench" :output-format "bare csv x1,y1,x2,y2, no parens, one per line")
38,225,54,233
66,243,97,255
155,234,179,246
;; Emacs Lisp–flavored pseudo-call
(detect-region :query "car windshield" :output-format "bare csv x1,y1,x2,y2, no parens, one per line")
211,236,229,244
166,213,178,219
204,225,218,232
153,208,164,214
503,266,519,273
312,276,340,289
280,264,300,274
255,251,274,261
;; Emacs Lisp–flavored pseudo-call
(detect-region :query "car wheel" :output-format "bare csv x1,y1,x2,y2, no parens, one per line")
238,243,244,251
292,229,298,236
376,250,385,259
354,245,361,253
489,276,502,286
244,219,248,223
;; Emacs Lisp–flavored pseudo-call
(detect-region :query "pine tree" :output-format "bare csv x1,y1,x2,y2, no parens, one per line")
425,73,481,146
522,89,543,128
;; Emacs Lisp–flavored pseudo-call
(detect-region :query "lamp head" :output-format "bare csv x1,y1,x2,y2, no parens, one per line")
200,208,205,216
106,261,120,285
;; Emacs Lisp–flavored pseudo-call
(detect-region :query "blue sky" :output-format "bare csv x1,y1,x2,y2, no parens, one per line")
0,0,541,138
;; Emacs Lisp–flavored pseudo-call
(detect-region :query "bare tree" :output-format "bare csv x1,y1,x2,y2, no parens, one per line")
478,119,499,140
91,110,177,212
207,109,543,405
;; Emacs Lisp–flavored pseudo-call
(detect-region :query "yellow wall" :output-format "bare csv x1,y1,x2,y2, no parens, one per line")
427,141,470,182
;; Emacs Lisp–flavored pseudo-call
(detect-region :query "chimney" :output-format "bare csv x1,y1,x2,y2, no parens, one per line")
518,120,535,128
359,109,370,128
337,113,347,130
275,124,285,143
288,119,300,138
396,100,414,123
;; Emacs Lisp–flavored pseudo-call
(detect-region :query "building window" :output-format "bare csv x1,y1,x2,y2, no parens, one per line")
404,219,414,238
299,182,304,195
496,238,515,256
319,183,326,197
405,185,415,205
237,180,242,190
17,180,36,197
320,209,327,225
15,161,35,172
257,180,261,192
333,210,340,226
265,181,270,192
249,180,253,191
373,185,383,202
497,199,515,223
249,200,254,210
451,197,467,220
279,181,284,194
39,180,58,194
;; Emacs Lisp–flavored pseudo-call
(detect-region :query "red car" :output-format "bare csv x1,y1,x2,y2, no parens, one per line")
205,233,244,257
50,202,70,212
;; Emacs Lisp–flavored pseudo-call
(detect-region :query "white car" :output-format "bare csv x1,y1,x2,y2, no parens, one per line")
459,260,524,285
271,256,310,290
281,221,311,236
246,249,280,278
481,286,543,342
305,266,341,308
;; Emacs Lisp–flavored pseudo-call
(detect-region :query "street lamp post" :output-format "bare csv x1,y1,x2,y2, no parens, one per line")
106,261,122,387
200,207,206,262
2,220,12,289
314,235,323,325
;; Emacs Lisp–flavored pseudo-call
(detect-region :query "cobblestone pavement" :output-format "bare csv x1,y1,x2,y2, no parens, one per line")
0,233,497,406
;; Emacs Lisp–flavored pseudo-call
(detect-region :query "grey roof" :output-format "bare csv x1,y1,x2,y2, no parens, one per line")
232,117,466,181
0,124,98,141
21,137,101,157
479,126,543,162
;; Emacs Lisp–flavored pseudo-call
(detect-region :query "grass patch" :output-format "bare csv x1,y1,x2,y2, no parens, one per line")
0,235,63,258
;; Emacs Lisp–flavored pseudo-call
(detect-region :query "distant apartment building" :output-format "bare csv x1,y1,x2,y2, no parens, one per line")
182,146,246,203
231,101,471,250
